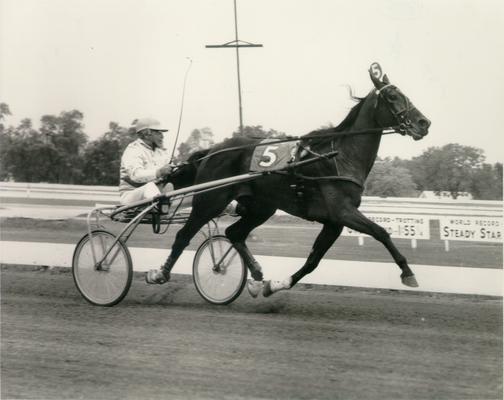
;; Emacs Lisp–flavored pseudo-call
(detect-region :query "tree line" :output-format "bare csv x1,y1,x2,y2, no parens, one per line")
0,103,501,200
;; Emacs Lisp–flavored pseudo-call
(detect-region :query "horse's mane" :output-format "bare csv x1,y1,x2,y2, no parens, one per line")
333,97,367,132
181,93,368,164
305,94,367,139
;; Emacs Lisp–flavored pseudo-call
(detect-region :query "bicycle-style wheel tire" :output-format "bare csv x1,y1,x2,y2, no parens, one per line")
72,230,133,306
193,235,247,305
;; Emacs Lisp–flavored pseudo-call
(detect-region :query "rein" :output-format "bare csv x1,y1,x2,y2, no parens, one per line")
187,126,398,165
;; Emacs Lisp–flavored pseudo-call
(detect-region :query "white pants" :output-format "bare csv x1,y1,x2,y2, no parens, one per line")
120,182,172,205
119,182,192,209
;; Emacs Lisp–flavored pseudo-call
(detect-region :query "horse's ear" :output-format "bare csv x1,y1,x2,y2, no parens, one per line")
382,74,390,84
369,68,384,89
369,62,385,89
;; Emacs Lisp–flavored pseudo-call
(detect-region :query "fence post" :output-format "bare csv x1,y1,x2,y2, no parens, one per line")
444,240,450,252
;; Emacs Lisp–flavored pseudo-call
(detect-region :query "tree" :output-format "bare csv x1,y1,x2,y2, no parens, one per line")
1,110,89,183
0,102,11,126
15,118,38,139
470,162,503,200
232,125,287,139
40,110,88,153
3,139,62,182
101,121,137,150
175,127,215,162
80,122,137,185
38,110,89,183
2,118,64,182
364,158,417,197
0,103,13,180
409,144,485,199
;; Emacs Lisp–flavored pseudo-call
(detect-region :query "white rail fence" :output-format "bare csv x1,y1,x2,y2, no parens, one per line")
0,182,120,202
1,182,502,248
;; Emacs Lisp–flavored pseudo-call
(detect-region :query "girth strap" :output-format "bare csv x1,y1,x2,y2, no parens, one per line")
291,174,363,188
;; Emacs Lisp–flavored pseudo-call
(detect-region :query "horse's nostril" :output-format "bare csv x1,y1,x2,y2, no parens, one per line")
418,119,430,129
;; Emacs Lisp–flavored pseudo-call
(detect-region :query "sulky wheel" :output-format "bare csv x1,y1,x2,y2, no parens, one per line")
192,235,247,305
72,230,133,306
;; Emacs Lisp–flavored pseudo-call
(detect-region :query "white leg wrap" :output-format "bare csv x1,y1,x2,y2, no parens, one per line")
247,279,263,298
270,277,292,293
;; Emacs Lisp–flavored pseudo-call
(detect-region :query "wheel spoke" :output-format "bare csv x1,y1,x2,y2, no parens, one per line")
73,231,132,306
193,236,246,305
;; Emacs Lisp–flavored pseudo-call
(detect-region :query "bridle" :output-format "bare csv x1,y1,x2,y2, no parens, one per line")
374,84,417,136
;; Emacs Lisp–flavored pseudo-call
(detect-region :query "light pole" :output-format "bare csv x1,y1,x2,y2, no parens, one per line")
206,0,262,135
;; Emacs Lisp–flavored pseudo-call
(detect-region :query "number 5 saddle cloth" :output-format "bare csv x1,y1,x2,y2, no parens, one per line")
249,139,299,172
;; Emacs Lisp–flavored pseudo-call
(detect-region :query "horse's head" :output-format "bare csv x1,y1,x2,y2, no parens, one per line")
369,63,430,140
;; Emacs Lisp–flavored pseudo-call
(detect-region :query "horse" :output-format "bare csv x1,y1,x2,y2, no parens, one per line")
147,65,431,297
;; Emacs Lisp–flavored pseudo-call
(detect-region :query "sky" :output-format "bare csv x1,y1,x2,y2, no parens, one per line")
1,0,503,163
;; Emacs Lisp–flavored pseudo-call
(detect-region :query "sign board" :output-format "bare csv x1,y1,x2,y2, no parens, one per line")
342,214,431,240
439,216,502,243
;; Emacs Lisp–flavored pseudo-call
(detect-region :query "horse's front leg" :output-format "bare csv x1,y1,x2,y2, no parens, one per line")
263,224,342,297
339,207,418,287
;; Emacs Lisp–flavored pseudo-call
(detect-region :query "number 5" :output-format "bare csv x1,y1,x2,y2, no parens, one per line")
370,62,382,80
259,145,278,167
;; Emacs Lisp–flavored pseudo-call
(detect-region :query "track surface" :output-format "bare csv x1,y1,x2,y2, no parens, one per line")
1,217,502,269
1,267,502,400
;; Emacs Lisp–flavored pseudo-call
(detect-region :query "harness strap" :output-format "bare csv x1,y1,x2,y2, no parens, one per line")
374,85,417,135
375,83,393,95
272,147,364,188
294,139,363,188
283,172,363,188
193,127,398,164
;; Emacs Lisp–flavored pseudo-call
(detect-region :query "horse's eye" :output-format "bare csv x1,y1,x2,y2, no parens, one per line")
388,93,398,101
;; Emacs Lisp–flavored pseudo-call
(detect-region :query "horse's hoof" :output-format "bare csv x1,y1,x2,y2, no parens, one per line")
263,280,274,297
145,269,170,285
247,279,263,298
401,273,419,288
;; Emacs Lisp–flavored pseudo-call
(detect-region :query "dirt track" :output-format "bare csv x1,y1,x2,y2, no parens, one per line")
1,267,502,400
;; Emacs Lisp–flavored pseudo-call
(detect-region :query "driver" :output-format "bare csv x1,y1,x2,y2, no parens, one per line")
119,117,174,205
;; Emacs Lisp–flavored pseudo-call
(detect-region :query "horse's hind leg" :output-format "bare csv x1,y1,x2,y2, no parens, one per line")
224,200,276,297
339,207,418,287
146,192,229,284
263,223,342,297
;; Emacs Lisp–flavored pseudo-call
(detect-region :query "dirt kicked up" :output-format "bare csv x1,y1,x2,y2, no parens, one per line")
1,266,502,400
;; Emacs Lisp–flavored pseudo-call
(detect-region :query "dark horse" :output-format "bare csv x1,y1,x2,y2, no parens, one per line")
147,66,431,297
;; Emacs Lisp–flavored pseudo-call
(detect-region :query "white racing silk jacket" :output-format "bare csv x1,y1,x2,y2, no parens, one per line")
119,139,171,193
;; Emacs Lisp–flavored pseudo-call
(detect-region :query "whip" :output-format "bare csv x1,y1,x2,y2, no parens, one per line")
170,57,193,163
